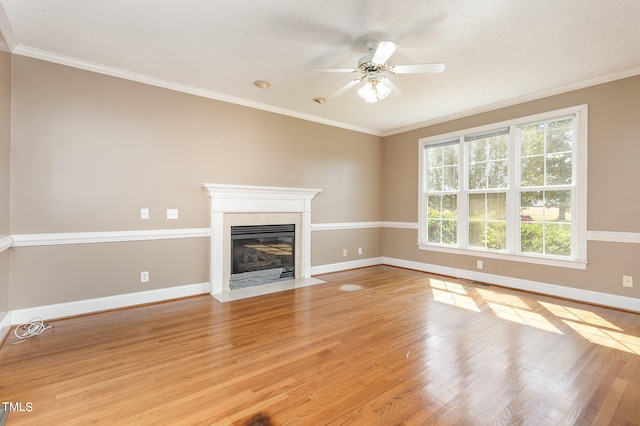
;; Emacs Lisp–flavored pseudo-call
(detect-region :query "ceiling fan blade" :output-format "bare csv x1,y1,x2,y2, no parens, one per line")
390,63,446,74
380,77,401,95
371,40,398,64
328,78,362,98
314,67,358,73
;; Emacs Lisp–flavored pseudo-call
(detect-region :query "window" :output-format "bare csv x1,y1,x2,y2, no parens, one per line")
418,106,587,269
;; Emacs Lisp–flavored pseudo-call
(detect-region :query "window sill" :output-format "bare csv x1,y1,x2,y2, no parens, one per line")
417,243,587,270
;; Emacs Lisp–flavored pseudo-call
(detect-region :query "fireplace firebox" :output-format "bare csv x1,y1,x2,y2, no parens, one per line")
229,224,295,289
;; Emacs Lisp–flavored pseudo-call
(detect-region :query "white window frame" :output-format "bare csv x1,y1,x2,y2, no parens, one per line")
418,105,588,270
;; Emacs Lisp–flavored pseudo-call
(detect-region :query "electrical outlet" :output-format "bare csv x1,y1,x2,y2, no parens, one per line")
141,271,149,283
140,208,149,219
477,260,483,270
342,248,347,257
358,247,363,255
623,275,633,288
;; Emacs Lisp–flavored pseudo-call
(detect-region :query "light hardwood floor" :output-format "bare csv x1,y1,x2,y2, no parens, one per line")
1,265,640,425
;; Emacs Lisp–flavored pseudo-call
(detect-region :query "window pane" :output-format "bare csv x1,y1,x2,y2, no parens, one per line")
469,221,485,247
442,219,457,245
427,195,457,245
469,139,487,162
468,133,508,190
443,165,458,191
428,218,442,243
521,222,543,253
468,193,506,250
442,194,457,212
545,223,571,256
521,156,544,187
520,190,571,256
488,160,508,188
469,193,485,219
487,193,507,220
426,143,459,192
469,163,486,190
546,153,572,185
428,167,443,191
520,117,573,188
488,137,508,161
428,145,443,168
487,222,506,250
521,127,544,156
521,190,543,221
443,144,458,166
428,195,441,213
546,119,573,153
544,190,571,222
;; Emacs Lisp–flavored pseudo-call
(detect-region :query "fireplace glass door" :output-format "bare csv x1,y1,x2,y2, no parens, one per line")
230,224,295,289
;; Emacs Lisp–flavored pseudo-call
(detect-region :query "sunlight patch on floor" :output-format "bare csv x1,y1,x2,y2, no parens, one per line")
429,279,468,294
562,320,640,354
432,288,481,312
487,302,563,334
476,288,531,310
539,301,622,330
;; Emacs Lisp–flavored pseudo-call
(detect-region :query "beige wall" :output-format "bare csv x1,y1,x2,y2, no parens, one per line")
5,51,640,312
0,43,11,318
8,56,383,309
383,75,640,299
0,46,10,235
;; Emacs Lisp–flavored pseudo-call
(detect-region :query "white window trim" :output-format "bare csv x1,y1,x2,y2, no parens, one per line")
418,105,588,269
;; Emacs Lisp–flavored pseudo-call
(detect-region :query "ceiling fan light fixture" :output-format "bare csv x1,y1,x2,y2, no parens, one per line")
358,78,390,103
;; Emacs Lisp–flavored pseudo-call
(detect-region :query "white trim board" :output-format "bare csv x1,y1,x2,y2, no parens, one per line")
10,282,210,324
588,231,640,244
5,226,640,248
11,228,210,247
0,236,12,253
312,222,383,231
0,311,11,344
311,257,384,276
383,257,640,313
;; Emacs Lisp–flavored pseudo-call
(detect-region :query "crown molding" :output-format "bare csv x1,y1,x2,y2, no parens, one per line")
12,45,382,137
382,66,640,137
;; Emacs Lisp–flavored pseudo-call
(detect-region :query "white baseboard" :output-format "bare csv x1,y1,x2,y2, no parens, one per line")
10,282,210,325
7,256,639,328
0,311,11,344
383,257,640,313
311,257,384,275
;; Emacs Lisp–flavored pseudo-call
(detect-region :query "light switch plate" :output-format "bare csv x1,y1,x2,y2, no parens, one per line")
166,209,179,219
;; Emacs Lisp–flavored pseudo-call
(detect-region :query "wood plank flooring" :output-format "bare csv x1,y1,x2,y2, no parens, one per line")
1,265,640,425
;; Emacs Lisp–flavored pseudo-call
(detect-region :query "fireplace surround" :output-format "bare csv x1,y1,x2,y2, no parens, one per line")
202,184,322,295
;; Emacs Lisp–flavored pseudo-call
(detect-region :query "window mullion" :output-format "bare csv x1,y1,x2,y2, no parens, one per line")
507,125,519,254
458,136,468,248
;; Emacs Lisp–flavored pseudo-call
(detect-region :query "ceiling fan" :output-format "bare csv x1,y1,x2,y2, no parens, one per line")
317,40,445,104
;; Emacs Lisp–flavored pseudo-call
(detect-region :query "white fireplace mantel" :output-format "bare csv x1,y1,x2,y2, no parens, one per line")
202,183,322,295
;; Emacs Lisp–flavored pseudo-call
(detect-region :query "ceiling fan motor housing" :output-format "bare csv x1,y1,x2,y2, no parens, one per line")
358,55,385,73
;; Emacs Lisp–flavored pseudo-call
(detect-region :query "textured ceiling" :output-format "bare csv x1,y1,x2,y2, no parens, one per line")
1,0,639,136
